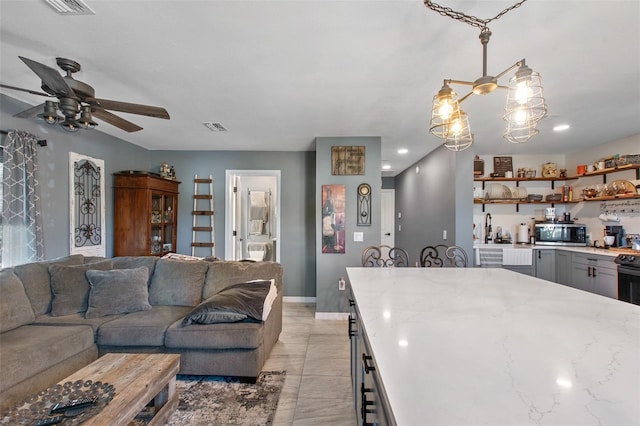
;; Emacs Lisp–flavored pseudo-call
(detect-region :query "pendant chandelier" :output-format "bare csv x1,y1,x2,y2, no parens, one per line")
425,0,547,151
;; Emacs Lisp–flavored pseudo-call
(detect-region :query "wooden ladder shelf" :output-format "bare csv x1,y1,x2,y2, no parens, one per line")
191,175,215,256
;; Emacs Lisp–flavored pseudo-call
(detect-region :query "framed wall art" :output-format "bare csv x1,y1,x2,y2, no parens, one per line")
69,152,105,257
331,146,365,175
321,184,346,253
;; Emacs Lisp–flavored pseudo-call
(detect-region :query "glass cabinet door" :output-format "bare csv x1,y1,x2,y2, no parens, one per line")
162,194,175,254
150,192,177,256
151,194,163,254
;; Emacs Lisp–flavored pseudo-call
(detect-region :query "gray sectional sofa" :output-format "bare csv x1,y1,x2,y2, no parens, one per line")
0,255,283,412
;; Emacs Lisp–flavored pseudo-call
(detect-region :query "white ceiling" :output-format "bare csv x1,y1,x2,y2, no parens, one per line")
1,0,639,176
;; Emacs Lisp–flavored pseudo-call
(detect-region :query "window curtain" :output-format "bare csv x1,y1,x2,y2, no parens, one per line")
1,129,44,267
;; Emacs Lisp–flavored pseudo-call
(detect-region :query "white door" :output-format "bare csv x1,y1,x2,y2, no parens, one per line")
381,189,395,247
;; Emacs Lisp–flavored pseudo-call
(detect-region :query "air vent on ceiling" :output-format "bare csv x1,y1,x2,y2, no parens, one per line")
203,122,228,132
44,0,95,15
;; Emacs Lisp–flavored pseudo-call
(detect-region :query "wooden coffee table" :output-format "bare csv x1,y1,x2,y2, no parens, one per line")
60,353,180,425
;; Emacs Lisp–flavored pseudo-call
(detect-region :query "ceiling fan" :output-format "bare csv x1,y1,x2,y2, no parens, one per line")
0,56,170,132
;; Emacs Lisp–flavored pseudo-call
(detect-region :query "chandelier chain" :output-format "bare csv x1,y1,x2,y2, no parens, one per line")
423,0,528,30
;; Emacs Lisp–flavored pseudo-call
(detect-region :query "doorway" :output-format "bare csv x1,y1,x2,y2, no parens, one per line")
225,170,280,261
381,189,395,247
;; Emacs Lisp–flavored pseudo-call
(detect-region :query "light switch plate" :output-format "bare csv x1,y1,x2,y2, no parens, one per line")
353,232,364,242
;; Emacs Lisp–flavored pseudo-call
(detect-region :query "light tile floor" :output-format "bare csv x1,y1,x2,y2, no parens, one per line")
267,302,356,426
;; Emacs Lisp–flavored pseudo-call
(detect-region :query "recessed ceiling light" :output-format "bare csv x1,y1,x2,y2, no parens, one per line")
43,0,95,15
553,124,570,132
397,148,408,154
382,164,391,170
203,122,228,132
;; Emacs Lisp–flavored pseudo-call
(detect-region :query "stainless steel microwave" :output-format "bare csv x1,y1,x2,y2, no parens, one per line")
534,223,587,246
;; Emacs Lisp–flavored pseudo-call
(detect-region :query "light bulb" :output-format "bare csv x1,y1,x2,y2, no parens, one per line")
514,108,528,125
515,81,532,105
438,99,453,120
450,117,462,135
44,115,57,125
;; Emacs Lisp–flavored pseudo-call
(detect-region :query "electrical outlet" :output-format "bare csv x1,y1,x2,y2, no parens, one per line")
338,277,346,291
443,229,447,240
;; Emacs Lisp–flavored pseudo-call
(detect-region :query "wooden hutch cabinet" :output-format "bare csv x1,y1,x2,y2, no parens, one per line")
113,171,180,256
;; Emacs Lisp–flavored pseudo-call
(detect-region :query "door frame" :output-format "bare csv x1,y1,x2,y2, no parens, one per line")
225,170,281,261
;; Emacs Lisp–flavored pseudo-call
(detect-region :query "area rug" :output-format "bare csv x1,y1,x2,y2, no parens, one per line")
166,371,285,425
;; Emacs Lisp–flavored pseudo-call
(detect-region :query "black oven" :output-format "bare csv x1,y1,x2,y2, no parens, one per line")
615,254,640,305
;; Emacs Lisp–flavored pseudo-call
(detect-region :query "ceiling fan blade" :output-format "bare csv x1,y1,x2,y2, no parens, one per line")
14,103,46,119
92,98,170,119
0,83,54,97
92,108,143,132
19,56,75,98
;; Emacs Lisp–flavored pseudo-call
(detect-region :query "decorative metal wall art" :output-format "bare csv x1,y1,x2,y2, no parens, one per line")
331,146,365,175
69,152,105,256
321,184,346,253
357,183,371,226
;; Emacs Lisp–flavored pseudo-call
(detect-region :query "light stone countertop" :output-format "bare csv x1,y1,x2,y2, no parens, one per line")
347,267,640,426
473,243,621,258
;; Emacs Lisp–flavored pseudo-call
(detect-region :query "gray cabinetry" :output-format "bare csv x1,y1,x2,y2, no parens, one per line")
534,249,556,281
556,250,572,285
348,297,359,409
571,253,618,299
350,294,394,426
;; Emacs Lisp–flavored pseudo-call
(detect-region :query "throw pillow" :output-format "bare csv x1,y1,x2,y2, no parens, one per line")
14,254,85,316
148,259,209,306
182,279,274,326
85,267,152,319
49,260,113,316
0,268,36,332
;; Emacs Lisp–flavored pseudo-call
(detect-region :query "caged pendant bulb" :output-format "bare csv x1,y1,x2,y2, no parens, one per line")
503,62,547,143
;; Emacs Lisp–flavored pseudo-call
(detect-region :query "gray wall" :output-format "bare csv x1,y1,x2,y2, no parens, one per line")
394,144,473,262
1,94,150,259
148,150,316,298
1,94,316,298
381,176,395,189
315,137,381,313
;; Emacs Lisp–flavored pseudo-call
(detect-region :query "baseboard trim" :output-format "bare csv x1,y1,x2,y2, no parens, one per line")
315,312,349,320
283,296,316,303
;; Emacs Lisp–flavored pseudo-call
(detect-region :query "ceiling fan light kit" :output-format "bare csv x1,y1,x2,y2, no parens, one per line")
37,100,63,124
424,0,547,152
1,56,170,133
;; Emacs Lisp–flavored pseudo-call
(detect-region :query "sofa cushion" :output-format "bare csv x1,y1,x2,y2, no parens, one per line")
85,267,152,319
33,312,124,335
0,324,94,394
49,260,113,316
165,318,264,350
97,305,192,347
148,259,208,306
202,260,283,299
0,268,36,333
13,254,85,316
112,256,159,286
182,280,275,325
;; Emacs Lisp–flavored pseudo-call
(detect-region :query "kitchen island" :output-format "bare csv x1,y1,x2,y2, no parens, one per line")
347,267,639,426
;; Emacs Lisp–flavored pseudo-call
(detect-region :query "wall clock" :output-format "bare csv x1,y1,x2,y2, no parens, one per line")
357,183,371,226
